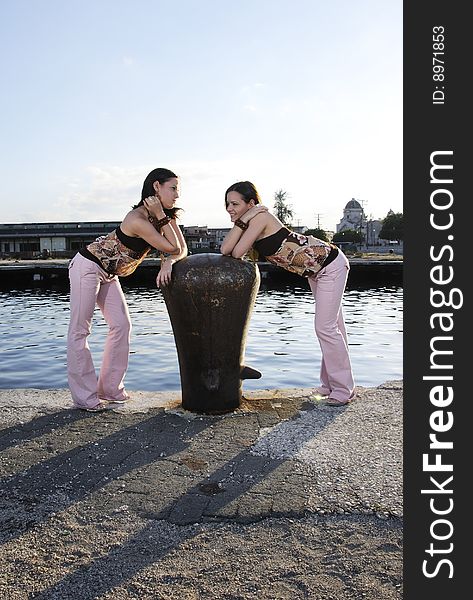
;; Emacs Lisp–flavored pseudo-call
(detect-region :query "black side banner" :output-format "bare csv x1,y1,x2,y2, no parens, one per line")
404,1,468,597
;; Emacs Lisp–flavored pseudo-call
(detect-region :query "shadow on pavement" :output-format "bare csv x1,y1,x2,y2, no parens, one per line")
0,403,346,599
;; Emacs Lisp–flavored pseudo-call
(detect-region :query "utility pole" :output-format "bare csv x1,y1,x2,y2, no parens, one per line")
314,213,323,228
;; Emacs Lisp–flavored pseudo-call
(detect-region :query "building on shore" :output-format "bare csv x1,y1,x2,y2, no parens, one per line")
336,198,397,247
0,197,401,259
0,222,121,258
0,222,234,259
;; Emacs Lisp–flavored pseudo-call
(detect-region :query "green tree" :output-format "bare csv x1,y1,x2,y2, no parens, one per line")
379,210,403,241
304,228,329,242
332,229,363,244
273,189,294,226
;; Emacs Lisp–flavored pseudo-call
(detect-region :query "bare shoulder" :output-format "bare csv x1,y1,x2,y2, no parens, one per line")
260,211,284,236
121,207,148,237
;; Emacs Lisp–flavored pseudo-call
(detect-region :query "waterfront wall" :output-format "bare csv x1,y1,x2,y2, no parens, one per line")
0,257,402,287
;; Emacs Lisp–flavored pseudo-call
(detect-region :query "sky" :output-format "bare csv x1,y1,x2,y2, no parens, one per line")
0,0,402,231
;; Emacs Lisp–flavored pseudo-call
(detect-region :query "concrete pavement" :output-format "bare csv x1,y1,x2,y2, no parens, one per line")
0,381,403,599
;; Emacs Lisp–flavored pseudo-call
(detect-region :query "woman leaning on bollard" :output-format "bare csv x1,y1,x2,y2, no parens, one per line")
220,181,355,406
67,167,188,412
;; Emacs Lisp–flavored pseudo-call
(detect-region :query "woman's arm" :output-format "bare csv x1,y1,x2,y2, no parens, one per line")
143,196,182,254
123,197,182,255
220,225,246,256
156,220,188,287
132,218,181,254
221,212,267,259
165,219,188,262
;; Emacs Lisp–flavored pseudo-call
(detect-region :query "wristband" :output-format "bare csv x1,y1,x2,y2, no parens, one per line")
235,218,248,231
149,215,172,230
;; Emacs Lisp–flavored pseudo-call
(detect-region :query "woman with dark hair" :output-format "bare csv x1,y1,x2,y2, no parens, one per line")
67,167,187,412
221,181,354,406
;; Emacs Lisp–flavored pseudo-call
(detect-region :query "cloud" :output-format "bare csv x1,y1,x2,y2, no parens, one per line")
239,82,266,94
47,160,273,225
25,153,400,231
52,165,149,221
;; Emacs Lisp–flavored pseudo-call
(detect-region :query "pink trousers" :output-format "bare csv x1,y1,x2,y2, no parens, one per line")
67,253,131,408
309,251,355,402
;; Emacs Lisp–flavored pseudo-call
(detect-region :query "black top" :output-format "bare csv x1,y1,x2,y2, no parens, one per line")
253,227,291,257
115,226,150,252
79,226,150,268
253,226,339,270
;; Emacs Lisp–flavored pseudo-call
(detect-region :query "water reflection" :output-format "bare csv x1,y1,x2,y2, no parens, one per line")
0,281,402,391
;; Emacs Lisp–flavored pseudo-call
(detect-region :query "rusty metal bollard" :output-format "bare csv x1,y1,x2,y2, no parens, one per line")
161,253,260,414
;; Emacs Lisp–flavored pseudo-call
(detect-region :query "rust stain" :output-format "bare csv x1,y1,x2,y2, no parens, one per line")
239,397,277,412
164,398,183,410
180,454,208,471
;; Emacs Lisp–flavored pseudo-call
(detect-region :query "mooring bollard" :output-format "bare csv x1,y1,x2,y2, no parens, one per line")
161,253,260,414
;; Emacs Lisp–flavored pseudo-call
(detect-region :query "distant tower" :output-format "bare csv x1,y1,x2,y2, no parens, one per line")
336,198,366,233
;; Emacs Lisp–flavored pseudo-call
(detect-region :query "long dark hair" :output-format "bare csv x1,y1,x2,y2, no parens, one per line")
224,181,261,207
133,167,182,219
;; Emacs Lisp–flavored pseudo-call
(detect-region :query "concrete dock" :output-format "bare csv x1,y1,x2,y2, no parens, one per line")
0,257,403,286
0,381,402,599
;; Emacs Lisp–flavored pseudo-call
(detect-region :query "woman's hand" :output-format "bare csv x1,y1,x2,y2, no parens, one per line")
241,204,268,224
156,257,173,287
143,195,165,219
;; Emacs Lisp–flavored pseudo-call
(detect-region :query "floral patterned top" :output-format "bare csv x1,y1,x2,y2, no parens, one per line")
79,226,152,277
253,227,338,278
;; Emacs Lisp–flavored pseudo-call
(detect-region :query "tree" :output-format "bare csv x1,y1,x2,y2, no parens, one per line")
332,229,363,244
379,210,403,241
273,189,293,226
304,228,329,242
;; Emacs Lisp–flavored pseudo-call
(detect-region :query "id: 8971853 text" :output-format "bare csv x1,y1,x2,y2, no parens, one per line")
432,26,445,105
